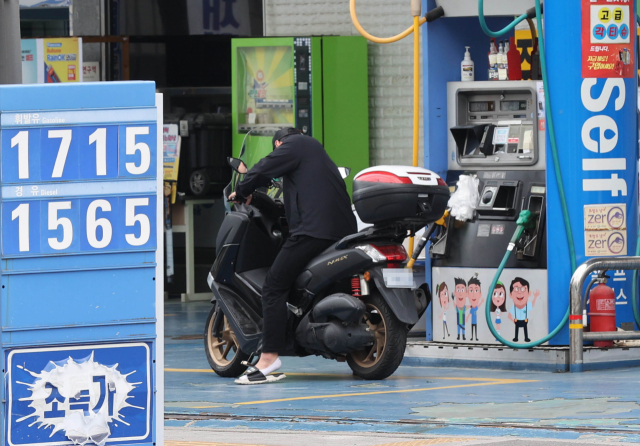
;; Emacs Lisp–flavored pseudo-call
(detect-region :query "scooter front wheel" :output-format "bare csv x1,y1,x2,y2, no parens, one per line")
347,292,407,380
204,304,250,377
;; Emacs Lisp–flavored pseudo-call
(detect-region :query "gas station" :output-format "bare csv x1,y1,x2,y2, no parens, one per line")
2,0,640,444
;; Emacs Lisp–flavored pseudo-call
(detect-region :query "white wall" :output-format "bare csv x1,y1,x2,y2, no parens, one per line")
264,0,424,167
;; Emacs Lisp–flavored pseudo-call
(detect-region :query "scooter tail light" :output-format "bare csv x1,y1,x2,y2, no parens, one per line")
371,244,408,262
356,244,387,262
357,244,408,263
437,177,447,187
356,171,413,184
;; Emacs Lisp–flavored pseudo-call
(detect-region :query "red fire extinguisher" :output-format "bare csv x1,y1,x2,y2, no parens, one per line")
588,281,616,348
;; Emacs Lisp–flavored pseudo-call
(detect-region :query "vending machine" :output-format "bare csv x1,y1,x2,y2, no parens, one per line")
231,36,370,193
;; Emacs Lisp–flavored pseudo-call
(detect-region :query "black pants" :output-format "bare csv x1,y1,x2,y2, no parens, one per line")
261,235,334,354
514,320,529,342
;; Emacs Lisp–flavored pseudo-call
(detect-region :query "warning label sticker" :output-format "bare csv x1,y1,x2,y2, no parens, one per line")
596,298,615,311
585,230,627,257
584,204,626,231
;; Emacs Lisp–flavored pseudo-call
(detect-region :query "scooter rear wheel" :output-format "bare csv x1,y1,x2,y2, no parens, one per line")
347,292,407,380
204,304,249,377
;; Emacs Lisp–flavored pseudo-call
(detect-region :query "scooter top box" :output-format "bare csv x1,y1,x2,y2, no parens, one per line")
352,166,449,225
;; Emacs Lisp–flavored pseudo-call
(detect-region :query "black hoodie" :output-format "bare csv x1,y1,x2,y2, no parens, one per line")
236,134,357,241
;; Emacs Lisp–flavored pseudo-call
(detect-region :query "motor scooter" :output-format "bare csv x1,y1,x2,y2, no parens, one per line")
205,140,449,379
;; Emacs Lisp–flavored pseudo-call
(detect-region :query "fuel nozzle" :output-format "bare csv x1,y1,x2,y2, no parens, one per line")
407,210,449,269
515,209,541,260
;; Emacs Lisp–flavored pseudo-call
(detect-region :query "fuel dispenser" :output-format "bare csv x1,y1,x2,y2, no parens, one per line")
431,81,550,344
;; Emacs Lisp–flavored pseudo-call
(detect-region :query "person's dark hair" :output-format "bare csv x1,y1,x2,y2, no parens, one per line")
272,127,302,149
510,277,530,293
436,282,448,306
490,283,507,312
468,276,481,287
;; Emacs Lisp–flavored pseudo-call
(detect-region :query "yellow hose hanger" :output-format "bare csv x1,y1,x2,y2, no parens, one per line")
350,0,445,263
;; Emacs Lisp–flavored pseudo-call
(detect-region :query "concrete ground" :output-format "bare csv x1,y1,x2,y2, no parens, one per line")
165,300,640,445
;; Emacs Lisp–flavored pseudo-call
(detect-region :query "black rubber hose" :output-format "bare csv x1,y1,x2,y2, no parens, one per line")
526,3,543,19
424,6,445,23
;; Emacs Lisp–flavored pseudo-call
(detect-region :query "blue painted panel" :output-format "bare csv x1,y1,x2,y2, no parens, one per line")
77,126,119,180
1,252,155,274
2,125,155,185
2,196,156,256
1,179,156,200
0,81,158,446
422,8,513,177
1,326,156,348
115,196,157,250
39,199,81,254
118,125,157,178
78,196,120,252
546,0,639,343
1,267,156,330
2,201,42,256
39,127,80,181
7,343,152,446
1,109,157,128
1,129,42,183
0,82,156,112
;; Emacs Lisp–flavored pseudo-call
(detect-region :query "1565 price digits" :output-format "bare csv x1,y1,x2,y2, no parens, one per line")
2,196,156,255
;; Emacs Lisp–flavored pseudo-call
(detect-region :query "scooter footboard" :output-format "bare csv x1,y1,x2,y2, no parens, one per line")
212,283,262,353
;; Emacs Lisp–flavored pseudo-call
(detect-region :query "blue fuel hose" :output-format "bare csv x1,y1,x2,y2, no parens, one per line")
479,0,574,348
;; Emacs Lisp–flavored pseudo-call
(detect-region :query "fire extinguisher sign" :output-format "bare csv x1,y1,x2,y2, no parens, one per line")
582,0,636,78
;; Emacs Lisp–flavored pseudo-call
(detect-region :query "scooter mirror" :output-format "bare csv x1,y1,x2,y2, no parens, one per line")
338,167,351,179
227,157,248,174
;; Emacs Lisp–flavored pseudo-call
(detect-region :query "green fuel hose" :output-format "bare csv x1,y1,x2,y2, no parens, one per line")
479,0,574,348
477,0,528,38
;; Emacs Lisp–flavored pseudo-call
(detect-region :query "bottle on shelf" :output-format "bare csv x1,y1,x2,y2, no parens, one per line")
488,41,498,81
498,41,508,81
461,46,475,82
507,36,523,80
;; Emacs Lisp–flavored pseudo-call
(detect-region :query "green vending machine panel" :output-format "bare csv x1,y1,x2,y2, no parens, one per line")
232,36,369,194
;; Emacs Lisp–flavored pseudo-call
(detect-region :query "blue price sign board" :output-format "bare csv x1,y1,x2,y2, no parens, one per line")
0,115,158,256
0,82,162,446
7,344,152,446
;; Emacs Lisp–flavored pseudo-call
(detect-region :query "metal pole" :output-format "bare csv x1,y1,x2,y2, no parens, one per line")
569,257,640,372
583,331,640,341
0,0,22,84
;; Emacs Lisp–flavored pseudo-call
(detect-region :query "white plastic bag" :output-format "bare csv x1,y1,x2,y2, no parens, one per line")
447,174,479,221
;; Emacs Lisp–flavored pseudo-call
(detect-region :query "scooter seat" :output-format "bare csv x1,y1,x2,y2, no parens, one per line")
240,267,270,293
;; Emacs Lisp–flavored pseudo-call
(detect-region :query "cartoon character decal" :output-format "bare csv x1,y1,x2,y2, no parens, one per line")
453,278,468,341
436,282,451,339
490,281,507,338
508,277,540,343
466,275,484,342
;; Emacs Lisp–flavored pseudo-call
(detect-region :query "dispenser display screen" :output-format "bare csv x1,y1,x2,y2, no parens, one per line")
469,101,495,112
500,100,527,111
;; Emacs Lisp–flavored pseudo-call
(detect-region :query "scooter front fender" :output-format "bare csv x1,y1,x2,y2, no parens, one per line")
370,267,419,325
211,281,262,354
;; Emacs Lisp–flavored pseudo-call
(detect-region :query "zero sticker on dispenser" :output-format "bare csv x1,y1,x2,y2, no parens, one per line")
584,204,626,231
585,230,627,256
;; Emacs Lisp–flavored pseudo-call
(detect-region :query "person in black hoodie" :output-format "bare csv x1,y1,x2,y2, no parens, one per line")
229,127,357,383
